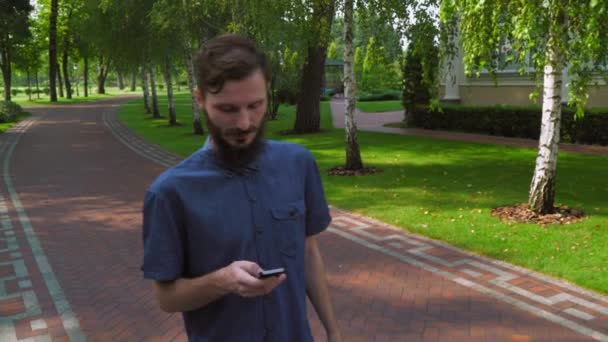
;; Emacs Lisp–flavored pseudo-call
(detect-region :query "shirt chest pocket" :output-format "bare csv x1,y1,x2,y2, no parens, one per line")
270,199,306,258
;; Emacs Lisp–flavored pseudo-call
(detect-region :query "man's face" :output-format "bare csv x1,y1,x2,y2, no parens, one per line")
195,69,268,168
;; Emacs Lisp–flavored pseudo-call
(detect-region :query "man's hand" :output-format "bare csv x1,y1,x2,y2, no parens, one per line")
221,261,286,297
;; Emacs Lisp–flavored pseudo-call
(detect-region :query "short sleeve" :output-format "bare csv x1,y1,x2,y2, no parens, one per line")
141,190,184,281
303,153,331,236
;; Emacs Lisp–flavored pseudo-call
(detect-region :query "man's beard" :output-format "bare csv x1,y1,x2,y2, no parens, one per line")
205,114,266,172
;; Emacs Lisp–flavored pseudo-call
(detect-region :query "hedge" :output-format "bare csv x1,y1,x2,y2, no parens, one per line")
408,104,608,145
0,101,25,123
358,90,401,102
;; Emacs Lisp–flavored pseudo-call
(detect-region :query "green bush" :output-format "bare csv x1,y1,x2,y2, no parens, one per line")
358,90,401,102
323,88,337,97
0,101,24,123
408,104,608,145
11,88,21,97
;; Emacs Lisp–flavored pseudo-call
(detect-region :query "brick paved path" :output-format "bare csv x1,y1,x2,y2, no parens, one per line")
0,97,606,341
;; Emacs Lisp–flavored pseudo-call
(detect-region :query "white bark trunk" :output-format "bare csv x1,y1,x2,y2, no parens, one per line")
148,62,160,118
163,55,176,125
141,66,151,114
528,47,562,214
184,40,204,134
343,0,363,170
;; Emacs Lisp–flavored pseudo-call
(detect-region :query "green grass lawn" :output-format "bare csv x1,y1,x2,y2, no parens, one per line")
119,93,608,294
0,113,30,134
11,86,137,107
357,100,403,113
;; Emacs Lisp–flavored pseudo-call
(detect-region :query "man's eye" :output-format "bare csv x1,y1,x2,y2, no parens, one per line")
219,106,237,113
249,103,260,109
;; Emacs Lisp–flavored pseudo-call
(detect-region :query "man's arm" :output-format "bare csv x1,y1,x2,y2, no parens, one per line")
154,261,286,313
305,236,342,342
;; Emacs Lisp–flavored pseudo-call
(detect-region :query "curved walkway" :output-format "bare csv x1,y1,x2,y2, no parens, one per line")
331,98,608,156
0,97,606,341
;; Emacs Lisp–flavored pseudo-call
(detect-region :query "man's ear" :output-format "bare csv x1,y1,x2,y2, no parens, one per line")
193,87,205,109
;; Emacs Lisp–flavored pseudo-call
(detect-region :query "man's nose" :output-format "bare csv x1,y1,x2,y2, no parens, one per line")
235,110,252,130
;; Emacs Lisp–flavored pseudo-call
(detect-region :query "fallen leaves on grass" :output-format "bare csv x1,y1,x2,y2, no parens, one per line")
491,203,585,225
326,166,383,176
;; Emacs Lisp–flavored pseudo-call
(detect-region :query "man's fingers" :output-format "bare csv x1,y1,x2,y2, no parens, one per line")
237,261,262,276
237,274,286,297
262,274,287,294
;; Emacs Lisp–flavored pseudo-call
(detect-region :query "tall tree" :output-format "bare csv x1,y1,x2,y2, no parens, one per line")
0,0,34,101
14,24,45,102
56,61,64,97
141,66,151,113
343,0,363,170
402,12,439,120
294,0,336,133
163,54,177,125
83,55,89,97
97,55,110,94
441,0,608,214
147,61,160,118
49,0,59,102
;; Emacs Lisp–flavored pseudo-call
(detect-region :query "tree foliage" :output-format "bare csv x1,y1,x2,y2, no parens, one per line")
441,0,608,213
402,12,439,116
441,0,608,117
0,0,33,100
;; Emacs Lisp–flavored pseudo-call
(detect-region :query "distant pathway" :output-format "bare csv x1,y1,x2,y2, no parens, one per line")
331,98,608,156
0,97,606,341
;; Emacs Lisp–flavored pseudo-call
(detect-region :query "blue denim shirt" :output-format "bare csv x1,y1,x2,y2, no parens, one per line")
141,140,331,342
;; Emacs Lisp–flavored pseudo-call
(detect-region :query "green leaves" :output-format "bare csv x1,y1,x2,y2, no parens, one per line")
441,0,608,118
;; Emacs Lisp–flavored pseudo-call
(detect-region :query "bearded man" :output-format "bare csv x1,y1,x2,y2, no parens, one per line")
141,33,342,342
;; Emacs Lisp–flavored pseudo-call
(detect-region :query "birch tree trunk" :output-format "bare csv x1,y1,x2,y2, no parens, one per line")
35,71,40,99
163,55,177,126
97,56,110,95
27,71,32,101
130,72,137,92
117,72,125,90
141,66,151,113
62,45,72,99
528,43,562,214
343,0,363,170
57,62,64,98
83,56,89,97
148,62,161,118
184,40,204,135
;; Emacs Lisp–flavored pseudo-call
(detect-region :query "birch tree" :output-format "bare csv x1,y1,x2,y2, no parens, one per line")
343,0,363,169
441,0,608,214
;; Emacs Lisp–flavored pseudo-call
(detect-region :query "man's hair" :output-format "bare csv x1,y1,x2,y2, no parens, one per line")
195,34,271,96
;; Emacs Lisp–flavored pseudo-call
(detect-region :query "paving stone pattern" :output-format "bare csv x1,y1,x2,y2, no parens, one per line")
0,98,606,341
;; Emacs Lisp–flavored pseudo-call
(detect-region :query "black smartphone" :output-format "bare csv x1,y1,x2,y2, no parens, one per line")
258,267,286,279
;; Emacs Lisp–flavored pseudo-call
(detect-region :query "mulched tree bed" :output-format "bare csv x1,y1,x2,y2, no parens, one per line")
491,203,586,225
327,166,383,176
